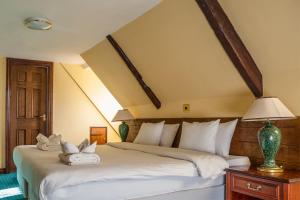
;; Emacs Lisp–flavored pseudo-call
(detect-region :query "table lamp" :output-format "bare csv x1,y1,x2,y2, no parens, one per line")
112,109,134,142
242,97,295,172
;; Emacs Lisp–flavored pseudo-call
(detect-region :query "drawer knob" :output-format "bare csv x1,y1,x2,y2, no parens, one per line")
247,183,262,191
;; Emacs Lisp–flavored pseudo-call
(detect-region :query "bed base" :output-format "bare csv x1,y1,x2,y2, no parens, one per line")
21,179,224,200
133,185,225,200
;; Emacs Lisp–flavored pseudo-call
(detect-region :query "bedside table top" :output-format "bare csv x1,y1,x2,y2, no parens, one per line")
226,167,300,183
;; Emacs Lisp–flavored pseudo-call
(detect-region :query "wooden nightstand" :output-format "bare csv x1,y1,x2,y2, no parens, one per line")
90,127,107,144
226,167,300,200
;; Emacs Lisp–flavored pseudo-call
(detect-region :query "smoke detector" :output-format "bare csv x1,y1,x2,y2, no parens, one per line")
24,17,52,30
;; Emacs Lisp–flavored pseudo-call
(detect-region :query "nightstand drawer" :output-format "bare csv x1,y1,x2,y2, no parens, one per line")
231,173,281,199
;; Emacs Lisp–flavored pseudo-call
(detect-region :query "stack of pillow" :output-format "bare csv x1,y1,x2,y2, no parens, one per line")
133,119,238,157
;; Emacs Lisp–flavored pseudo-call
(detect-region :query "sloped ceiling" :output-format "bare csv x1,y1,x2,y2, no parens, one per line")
0,0,160,63
83,0,300,117
82,0,250,101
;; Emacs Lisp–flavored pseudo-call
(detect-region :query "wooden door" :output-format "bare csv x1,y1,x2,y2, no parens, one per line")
6,58,53,172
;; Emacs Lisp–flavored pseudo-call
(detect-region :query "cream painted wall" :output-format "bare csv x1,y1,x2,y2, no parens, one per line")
53,63,120,144
62,63,122,132
219,0,300,116
82,0,299,118
0,57,6,168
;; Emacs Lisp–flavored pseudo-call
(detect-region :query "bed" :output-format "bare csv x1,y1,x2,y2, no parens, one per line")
13,142,250,200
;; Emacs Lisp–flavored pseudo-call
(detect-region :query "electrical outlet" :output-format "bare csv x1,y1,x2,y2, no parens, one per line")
183,104,190,112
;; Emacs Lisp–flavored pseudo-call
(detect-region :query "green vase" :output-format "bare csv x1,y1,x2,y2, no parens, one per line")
257,121,283,172
119,122,129,142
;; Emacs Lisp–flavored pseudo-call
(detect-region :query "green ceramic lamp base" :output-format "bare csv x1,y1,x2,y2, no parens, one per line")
119,121,129,142
258,121,283,173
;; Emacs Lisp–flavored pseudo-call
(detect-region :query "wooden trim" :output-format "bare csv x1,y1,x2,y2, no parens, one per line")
5,58,53,172
226,172,233,200
5,59,10,173
106,35,161,109
195,0,263,97
48,61,53,136
0,168,6,174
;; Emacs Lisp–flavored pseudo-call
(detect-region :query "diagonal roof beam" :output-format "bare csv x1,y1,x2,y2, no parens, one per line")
195,0,263,97
107,35,161,109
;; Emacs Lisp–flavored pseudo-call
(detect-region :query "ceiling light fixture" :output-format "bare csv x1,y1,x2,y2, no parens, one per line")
24,17,52,30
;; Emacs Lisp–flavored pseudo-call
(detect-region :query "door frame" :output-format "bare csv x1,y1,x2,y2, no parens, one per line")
5,58,53,172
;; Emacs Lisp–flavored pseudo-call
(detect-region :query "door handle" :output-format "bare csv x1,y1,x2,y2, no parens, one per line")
39,114,46,122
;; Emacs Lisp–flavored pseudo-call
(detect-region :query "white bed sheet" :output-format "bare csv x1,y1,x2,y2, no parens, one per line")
14,144,250,200
46,156,249,200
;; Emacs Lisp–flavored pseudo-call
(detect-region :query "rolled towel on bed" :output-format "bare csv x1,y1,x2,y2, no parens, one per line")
36,134,62,151
59,153,101,166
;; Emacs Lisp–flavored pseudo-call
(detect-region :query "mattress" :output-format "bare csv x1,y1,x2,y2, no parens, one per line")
47,175,225,200
14,144,250,200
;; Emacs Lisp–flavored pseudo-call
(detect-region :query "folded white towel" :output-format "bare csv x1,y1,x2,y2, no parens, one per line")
59,153,101,166
36,134,49,144
81,141,97,153
61,139,97,154
37,143,62,151
36,134,62,151
61,142,80,154
78,139,89,152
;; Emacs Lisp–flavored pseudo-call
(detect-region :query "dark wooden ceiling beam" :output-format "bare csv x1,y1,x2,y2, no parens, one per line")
195,0,263,97
106,35,161,109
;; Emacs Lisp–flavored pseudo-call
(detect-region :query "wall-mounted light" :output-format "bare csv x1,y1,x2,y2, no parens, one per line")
24,17,52,30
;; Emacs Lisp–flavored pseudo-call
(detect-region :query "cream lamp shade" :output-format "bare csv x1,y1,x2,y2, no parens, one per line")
242,97,295,121
112,109,134,122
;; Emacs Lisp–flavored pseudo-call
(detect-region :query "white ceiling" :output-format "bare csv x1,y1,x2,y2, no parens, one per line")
0,0,160,64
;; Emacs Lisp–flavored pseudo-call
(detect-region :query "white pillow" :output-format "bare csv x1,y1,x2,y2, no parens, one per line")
179,120,220,153
134,121,165,145
215,119,238,157
159,124,180,147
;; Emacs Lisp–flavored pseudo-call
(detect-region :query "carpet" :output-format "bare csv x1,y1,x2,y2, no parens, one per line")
0,173,25,200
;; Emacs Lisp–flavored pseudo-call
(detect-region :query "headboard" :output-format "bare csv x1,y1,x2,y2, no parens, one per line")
125,117,300,170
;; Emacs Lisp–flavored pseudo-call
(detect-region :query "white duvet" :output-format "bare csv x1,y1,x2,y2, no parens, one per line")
13,142,228,200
